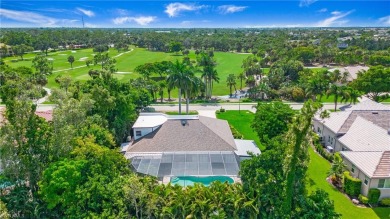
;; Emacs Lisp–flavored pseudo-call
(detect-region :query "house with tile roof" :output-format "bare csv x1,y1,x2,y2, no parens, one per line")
341,151,390,199
123,113,260,181
313,99,390,199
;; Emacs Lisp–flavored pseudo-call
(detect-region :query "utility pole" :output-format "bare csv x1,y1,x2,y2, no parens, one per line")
82,16,85,28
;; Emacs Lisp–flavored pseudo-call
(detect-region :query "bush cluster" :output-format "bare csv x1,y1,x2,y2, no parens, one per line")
358,194,369,204
368,188,381,204
380,198,390,207
343,171,362,197
314,142,334,162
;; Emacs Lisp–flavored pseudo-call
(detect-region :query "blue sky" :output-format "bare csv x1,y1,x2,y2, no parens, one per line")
0,1,389,28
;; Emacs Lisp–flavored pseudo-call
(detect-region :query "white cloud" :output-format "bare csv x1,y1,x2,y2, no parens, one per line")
0,8,57,26
378,15,390,25
299,0,318,7
164,2,206,17
316,10,354,27
116,9,129,16
76,7,95,17
331,11,341,15
317,8,327,13
217,5,247,14
113,16,156,26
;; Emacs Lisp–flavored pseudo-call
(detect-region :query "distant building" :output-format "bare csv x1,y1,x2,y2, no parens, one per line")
329,66,369,82
0,43,14,57
337,43,348,49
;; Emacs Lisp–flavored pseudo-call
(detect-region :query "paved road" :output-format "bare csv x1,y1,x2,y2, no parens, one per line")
150,102,349,112
0,102,352,112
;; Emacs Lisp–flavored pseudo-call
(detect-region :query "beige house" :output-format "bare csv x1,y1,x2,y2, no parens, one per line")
341,151,390,199
313,99,390,199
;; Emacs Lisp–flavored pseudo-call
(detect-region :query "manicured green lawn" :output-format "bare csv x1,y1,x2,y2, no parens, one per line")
216,110,264,151
307,147,390,219
3,47,250,96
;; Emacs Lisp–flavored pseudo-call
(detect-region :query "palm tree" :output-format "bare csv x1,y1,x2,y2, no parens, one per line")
158,81,167,103
326,84,347,111
237,72,246,90
328,154,346,186
198,53,219,99
342,86,361,105
226,74,237,97
167,60,194,114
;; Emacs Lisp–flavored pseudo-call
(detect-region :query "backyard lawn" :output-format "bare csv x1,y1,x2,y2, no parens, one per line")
307,148,390,219
218,110,390,219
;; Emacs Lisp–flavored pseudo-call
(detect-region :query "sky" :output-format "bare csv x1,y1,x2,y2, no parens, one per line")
0,1,389,28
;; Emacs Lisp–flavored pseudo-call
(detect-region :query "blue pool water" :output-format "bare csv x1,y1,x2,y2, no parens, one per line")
170,176,234,187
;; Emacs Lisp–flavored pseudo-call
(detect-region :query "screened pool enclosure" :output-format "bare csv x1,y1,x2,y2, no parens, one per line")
130,151,240,178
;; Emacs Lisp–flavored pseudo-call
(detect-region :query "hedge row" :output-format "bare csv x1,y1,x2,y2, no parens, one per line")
313,142,334,162
343,171,362,197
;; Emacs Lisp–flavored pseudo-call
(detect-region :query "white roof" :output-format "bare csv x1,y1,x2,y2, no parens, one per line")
329,66,369,81
132,113,168,128
338,117,390,151
132,113,200,128
346,99,390,111
234,139,261,156
315,111,351,133
341,151,383,178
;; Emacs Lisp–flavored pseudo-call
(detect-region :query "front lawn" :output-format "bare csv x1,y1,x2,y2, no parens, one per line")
216,110,264,151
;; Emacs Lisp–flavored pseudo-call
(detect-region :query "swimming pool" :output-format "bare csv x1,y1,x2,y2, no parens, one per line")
170,176,234,187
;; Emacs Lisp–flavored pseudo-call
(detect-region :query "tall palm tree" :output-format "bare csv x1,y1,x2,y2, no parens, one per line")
237,72,246,90
167,60,194,114
226,74,237,97
326,84,347,111
158,81,167,103
198,53,218,99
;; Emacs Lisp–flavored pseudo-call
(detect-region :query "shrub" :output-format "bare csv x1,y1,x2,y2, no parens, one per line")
229,125,243,139
241,98,252,103
359,194,369,204
368,188,381,204
343,171,362,197
291,87,305,102
380,198,390,207
313,141,334,162
219,108,225,112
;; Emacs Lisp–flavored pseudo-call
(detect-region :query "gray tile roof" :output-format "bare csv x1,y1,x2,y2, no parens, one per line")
339,111,390,133
338,117,390,152
315,111,352,133
341,151,384,178
127,116,236,153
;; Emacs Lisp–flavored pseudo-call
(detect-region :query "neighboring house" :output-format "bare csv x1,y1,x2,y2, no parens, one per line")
313,99,390,199
0,108,53,173
341,151,390,199
328,66,369,82
0,43,14,57
313,99,390,152
123,113,260,181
